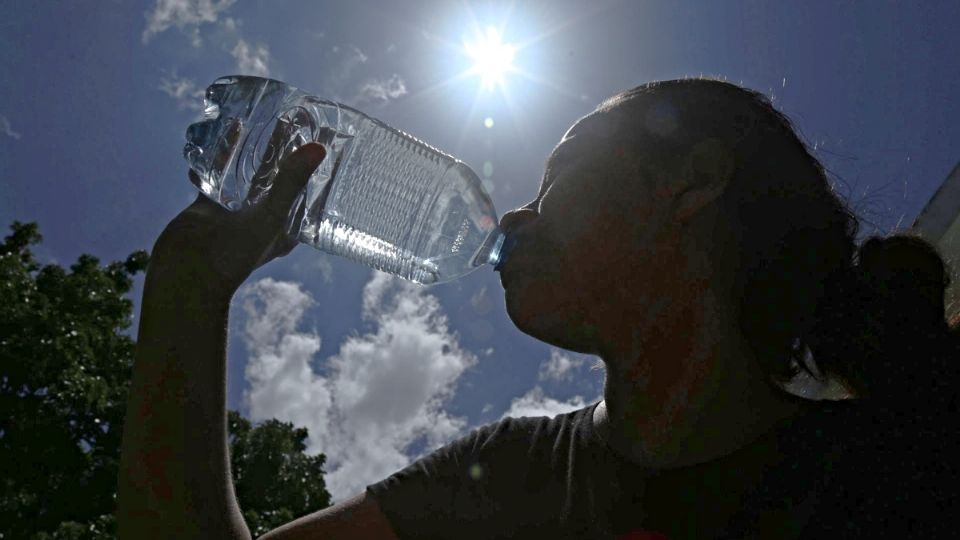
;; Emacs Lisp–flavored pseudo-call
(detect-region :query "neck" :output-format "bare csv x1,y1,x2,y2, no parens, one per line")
592,291,808,469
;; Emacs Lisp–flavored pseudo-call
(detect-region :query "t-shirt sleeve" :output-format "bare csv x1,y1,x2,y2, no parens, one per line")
365,416,548,540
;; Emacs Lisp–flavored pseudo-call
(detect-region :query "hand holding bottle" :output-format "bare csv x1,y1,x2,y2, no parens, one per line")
152,142,326,299
186,75,504,285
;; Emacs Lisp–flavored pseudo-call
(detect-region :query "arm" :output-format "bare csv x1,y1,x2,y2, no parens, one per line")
116,144,395,539
115,256,245,539
258,493,398,540
118,275,397,540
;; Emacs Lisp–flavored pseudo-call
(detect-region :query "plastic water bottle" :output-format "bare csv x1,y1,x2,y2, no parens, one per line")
183,75,505,285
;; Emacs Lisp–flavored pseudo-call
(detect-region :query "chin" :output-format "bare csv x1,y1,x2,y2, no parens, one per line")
505,289,596,353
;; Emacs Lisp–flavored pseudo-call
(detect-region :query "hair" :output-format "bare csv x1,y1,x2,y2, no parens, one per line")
602,78,958,400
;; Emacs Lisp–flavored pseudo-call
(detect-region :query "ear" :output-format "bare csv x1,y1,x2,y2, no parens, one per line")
674,138,735,223
673,181,727,223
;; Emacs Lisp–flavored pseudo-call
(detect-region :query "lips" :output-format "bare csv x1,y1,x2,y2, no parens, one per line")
493,233,518,273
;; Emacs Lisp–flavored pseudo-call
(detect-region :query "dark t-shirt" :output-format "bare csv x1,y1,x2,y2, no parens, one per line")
366,400,853,539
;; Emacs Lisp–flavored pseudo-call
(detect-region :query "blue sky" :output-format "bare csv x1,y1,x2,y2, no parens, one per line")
2,0,959,501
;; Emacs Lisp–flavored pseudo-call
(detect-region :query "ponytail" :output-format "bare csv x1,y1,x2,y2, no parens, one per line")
804,235,957,399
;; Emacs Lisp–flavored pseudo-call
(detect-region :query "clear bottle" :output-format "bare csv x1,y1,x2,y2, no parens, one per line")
183,75,505,285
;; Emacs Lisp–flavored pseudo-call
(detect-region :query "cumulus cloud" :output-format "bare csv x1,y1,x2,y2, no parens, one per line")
501,386,590,419
0,114,21,140
142,0,236,45
538,349,586,382
239,273,477,501
357,74,408,104
158,74,205,111
231,39,271,77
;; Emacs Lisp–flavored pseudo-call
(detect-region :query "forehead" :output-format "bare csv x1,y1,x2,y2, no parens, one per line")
560,110,619,142
546,112,615,170
547,107,632,172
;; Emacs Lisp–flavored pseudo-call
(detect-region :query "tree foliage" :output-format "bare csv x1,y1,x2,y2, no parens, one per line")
0,221,148,539
0,221,331,539
229,412,332,538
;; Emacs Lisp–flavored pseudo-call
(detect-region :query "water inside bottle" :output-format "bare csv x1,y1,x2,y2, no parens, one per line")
184,75,504,284
299,118,504,284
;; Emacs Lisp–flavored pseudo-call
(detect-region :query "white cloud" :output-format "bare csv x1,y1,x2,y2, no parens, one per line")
538,349,586,382
332,45,368,65
357,74,408,104
469,286,495,315
469,287,487,310
314,258,334,284
142,0,236,45
158,74,205,111
0,114,21,140
231,39,271,77
501,386,590,419
315,45,374,104
289,251,334,285
350,46,369,64
239,273,477,501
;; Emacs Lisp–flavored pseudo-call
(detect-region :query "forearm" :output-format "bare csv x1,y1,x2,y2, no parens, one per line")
116,260,249,540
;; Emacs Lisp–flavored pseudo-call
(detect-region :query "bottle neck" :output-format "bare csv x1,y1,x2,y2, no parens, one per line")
486,231,507,267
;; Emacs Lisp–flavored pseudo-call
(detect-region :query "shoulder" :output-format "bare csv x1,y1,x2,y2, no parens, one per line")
783,398,960,537
428,401,601,477
371,401,597,486
481,402,599,449
773,397,853,448
363,403,601,539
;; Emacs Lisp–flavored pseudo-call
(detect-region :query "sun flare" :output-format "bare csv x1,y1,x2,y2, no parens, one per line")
464,27,516,91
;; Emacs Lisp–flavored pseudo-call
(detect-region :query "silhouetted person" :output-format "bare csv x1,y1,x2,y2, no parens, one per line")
117,79,959,539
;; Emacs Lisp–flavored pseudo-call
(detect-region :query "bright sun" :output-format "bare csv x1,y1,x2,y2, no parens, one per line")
464,27,516,91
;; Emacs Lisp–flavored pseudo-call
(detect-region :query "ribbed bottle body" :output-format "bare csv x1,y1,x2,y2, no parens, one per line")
184,75,503,284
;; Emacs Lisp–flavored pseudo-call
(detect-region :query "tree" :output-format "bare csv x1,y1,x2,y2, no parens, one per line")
0,221,147,539
229,412,332,537
0,221,331,539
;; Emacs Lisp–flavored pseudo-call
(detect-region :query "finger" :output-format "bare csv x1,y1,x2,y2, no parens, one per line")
212,119,243,175
261,142,326,218
251,117,297,197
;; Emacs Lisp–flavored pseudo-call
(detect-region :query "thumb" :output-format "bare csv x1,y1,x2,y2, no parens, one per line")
263,143,327,217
